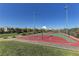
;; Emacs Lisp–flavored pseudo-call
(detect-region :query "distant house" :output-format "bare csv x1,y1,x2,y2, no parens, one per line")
4,27,8,32
76,31,79,38
76,32,79,34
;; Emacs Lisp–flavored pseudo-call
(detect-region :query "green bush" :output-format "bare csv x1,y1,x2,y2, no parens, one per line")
3,36,8,39
27,32,33,35
21,33,26,36
12,35,16,38
76,34,79,38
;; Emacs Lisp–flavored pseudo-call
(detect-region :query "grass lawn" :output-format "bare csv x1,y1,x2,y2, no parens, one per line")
0,40,79,56
0,33,17,39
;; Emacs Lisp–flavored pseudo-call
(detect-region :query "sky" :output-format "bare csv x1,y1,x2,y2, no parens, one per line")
0,3,79,29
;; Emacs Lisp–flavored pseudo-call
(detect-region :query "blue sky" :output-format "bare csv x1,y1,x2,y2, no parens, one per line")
0,3,79,29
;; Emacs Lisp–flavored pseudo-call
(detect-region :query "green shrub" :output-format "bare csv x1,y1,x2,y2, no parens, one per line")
3,36,8,39
12,35,16,38
21,33,26,36
76,34,79,38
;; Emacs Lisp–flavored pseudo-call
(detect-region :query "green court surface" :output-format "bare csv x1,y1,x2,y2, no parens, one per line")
50,33,77,43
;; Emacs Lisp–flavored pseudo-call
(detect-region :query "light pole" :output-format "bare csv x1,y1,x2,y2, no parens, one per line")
33,11,35,34
33,11,37,40
41,26,45,40
41,28,43,40
65,4,68,34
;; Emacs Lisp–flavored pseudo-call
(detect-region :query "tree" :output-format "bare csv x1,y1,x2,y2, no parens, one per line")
0,28,4,34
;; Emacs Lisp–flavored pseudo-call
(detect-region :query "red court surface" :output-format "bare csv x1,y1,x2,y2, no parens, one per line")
17,35,71,44
17,33,79,47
